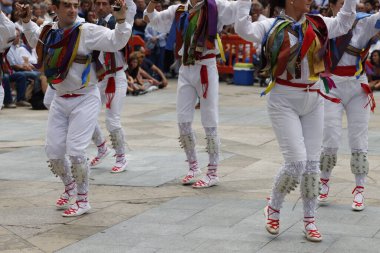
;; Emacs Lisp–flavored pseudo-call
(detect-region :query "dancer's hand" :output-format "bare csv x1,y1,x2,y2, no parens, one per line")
113,0,127,23
15,3,32,23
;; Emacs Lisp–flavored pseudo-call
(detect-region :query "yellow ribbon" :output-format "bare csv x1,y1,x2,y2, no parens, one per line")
216,34,226,62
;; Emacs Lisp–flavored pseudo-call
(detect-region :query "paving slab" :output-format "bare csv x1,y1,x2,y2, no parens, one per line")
57,197,380,253
1,82,380,252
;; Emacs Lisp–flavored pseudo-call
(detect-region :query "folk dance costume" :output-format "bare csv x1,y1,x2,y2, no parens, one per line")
22,0,135,216
0,11,16,108
90,14,129,173
235,0,356,242
144,0,238,188
319,11,380,211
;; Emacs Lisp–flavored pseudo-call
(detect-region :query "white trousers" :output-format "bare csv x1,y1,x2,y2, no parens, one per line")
0,84,4,108
323,75,370,152
97,71,127,132
267,84,324,163
45,90,101,159
43,85,56,109
176,58,219,127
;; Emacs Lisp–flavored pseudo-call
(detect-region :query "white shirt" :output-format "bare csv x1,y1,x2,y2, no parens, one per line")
6,44,24,66
22,0,136,96
338,12,380,67
97,13,127,71
17,46,37,65
144,0,238,61
235,0,357,84
0,11,16,53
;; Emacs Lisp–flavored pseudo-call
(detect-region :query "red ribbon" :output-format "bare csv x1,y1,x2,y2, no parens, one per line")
105,76,116,109
200,65,208,99
306,89,341,104
361,83,376,112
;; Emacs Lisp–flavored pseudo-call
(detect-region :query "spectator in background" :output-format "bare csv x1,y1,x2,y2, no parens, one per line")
138,48,168,88
309,1,320,14
319,6,329,16
85,7,97,23
127,52,159,92
250,1,267,21
145,2,166,71
375,0,380,12
127,54,148,95
133,0,147,39
1,0,13,16
42,0,56,22
365,0,375,13
5,28,39,107
367,50,380,90
78,0,92,18
314,0,329,8
357,2,366,12
31,3,44,25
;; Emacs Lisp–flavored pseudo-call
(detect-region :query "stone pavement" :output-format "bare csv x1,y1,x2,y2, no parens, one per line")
1,80,380,252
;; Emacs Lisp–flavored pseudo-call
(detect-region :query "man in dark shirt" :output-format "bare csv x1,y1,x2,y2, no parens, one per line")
133,0,147,39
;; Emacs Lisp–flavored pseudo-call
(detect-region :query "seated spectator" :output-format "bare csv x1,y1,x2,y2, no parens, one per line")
126,54,148,96
138,47,168,88
2,73,28,108
6,28,42,106
17,41,47,109
367,50,380,90
31,3,45,26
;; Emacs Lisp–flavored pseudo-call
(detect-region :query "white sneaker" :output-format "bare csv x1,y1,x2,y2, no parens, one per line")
90,147,111,167
352,186,365,211
62,200,91,217
317,178,330,204
192,174,219,188
182,168,202,185
111,155,128,173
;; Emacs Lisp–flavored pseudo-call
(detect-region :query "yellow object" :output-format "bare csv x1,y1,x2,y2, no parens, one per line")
217,34,226,62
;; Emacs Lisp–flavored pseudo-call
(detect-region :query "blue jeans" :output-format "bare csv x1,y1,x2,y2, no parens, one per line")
2,72,28,104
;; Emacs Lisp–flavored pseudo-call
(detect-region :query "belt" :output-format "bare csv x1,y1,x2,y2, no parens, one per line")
200,54,216,60
276,78,341,103
276,78,315,88
60,94,83,98
103,66,124,77
331,66,357,77
73,55,94,64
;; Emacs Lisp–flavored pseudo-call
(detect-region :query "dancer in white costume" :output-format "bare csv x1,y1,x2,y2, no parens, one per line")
144,0,238,188
90,0,129,173
235,0,356,242
18,0,135,216
318,0,380,211
0,10,16,108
